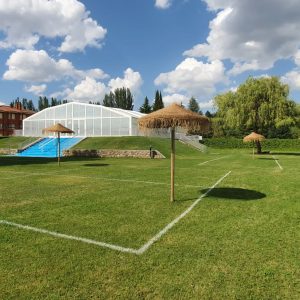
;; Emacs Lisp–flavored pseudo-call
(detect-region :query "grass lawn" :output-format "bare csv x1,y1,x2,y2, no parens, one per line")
73,136,203,158
0,141,299,299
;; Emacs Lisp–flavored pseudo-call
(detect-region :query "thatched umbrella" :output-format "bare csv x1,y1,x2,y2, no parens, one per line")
43,123,74,166
138,103,209,202
243,132,265,157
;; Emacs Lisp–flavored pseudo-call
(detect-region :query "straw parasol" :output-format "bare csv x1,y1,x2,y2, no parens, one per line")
243,132,265,157
138,103,209,202
43,123,74,166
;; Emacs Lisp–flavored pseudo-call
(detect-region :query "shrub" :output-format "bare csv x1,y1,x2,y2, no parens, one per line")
202,138,300,150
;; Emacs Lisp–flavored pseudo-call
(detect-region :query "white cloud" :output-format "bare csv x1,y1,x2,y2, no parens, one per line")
67,77,107,102
163,94,189,106
155,0,172,9
184,0,300,75
52,68,143,103
0,101,6,105
25,84,47,96
0,0,107,52
199,99,214,110
154,58,226,99
162,94,214,110
281,70,300,90
108,68,143,95
49,88,72,100
294,50,300,66
3,49,108,83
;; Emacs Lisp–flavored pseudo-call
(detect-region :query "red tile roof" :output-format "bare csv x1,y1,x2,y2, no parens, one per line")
0,105,35,115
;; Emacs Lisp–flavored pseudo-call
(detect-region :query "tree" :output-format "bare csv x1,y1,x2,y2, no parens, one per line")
188,97,200,113
38,96,49,111
205,111,213,118
27,100,36,111
139,96,152,113
115,87,134,110
103,88,134,110
9,97,36,111
214,76,299,152
10,97,20,108
152,90,164,111
103,92,115,107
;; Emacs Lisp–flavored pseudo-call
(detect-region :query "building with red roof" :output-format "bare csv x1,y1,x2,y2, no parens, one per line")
0,103,35,136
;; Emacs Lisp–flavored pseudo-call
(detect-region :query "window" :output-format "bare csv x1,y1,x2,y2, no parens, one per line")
0,113,2,119
11,113,15,119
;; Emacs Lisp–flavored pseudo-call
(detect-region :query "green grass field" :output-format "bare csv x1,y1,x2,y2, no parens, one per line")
0,139,299,299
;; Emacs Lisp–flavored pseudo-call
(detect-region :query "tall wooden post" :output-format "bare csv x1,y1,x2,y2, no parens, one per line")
58,132,60,166
170,127,175,202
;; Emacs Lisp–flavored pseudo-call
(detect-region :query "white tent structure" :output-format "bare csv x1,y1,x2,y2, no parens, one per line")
23,102,145,137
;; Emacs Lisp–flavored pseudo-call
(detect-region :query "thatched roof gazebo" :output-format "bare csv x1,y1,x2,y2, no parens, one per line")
43,123,74,166
138,103,209,202
243,132,265,157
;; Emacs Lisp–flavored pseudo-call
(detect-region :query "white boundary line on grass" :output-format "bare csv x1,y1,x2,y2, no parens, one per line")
272,155,283,170
0,171,231,255
136,170,231,254
0,220,139,254
198,156,228,166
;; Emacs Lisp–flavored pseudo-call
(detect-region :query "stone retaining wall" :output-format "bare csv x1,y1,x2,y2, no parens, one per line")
0,148,17,155
63,149,165,159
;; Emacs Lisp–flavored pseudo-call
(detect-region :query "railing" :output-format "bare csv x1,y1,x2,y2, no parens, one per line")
139,128,208,153
38,136,84,153
175,133,208,153
38,138,55,150
17,137,40,151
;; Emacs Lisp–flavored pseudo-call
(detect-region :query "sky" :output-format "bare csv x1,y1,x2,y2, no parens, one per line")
0,0,300,111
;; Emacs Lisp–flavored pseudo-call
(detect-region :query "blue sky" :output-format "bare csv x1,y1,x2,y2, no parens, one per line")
0,0,300,111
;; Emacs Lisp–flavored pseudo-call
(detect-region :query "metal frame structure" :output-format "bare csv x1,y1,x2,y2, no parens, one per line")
23,102,145,137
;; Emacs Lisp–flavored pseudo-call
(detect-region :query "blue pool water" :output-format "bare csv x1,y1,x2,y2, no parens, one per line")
17,137,82,158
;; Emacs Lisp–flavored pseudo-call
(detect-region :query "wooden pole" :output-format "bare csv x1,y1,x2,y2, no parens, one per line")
170,127,175,202
58,132,60,166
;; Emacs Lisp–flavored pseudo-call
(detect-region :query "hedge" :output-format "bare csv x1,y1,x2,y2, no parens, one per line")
202,138,300,150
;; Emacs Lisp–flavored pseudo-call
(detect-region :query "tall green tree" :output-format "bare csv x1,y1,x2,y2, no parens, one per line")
27,100,36,111
214,76,298,152
10,97,20,108
139,96,152,113
103,92,115,107
38,96,49,111
152,90,164,111
188,97,200,113
103,88,134,110
10,97,36,111
115,87,134,110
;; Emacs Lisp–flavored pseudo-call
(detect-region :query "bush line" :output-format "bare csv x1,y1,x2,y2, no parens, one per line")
202,138,300,150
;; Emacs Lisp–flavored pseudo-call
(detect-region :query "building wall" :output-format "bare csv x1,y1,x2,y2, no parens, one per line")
0,108,33,136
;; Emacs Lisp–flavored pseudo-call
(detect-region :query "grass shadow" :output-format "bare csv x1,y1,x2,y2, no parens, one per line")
201,187,266,201
258,157,278,160
0,156,102,166
270,152,300,156
83,163,109,167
